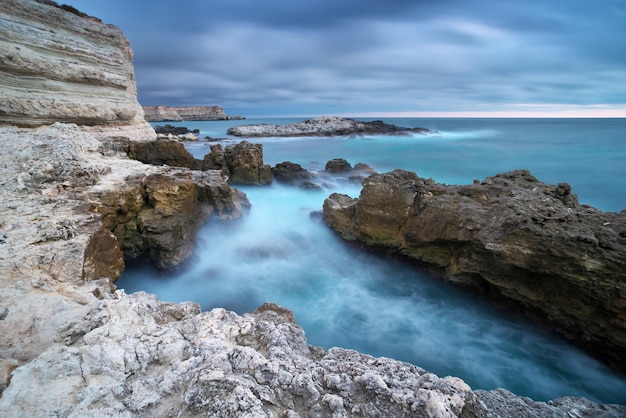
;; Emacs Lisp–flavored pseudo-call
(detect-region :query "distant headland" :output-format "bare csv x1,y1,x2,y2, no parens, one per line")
143,105,245,122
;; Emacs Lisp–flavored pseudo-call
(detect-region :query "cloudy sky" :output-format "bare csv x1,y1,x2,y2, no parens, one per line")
65,0,625,117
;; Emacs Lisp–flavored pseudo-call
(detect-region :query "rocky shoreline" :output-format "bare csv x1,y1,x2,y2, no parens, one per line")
143,105,245,122
1,1,625,416
323,169,626,373
227,115,433,137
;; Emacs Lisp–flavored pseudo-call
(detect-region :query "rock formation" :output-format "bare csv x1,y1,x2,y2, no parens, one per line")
0,0,155,140
143,105,245,122
227,115,433,137
323,169,626,372
3,292,625,418
1,2,624,416
203,141,273,185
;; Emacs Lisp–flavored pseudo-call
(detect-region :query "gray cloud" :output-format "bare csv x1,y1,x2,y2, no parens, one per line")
66,0,625,115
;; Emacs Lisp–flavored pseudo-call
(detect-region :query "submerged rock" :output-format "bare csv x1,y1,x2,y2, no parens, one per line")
323,169,626,372
227,115,433,137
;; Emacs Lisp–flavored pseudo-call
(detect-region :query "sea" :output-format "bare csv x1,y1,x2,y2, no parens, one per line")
118,117,626,404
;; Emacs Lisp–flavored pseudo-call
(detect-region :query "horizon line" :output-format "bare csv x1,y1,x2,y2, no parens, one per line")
242,110,626,119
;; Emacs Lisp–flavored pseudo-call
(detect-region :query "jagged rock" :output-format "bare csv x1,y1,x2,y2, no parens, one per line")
204,140,273,185
227,116,433,137
91,168,249,269
128,138,197,169
1,2,624,415
0,0,155,140
0,123,248,368
325,158,353,173
143,105,245,122
154,125,200,141
272,161,313,184
323,169,626,372
2,292,623,417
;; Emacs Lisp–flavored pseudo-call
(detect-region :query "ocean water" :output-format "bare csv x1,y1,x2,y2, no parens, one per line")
120,118,626,404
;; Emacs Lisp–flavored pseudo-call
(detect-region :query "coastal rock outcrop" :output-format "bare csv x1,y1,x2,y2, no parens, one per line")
203,141,273,185
2,2,624,416
323,169,626,371
227,115,433,137
0,0,155,140
3,291,624,418
0,123,248,369
143,105,245,122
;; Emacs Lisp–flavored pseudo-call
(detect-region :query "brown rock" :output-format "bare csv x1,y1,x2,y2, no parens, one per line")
92,168,249,269
323,169,626,372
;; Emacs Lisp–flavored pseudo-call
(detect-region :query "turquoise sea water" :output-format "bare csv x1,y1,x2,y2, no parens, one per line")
120,118,626,404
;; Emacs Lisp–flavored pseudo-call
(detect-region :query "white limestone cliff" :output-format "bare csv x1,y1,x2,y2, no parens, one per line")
0,0,155,140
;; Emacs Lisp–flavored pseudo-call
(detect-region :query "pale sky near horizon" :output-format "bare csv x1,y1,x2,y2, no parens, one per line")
64,0,626,118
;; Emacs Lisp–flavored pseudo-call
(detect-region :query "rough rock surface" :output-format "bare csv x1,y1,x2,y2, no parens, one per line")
3,292,624,418
323,169,626,372
227,116,432,137
0,123,248,372
143,105,245,122
0,0,155,140
203,141,273,185
2,3,625,416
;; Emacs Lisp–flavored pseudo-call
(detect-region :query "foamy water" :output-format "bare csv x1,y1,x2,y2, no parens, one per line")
120,118,626,403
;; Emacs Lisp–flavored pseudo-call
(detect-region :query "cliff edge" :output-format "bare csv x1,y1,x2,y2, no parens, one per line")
0,0,154,139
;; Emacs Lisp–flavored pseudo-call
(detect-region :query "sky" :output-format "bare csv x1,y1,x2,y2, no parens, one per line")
63,0,626,117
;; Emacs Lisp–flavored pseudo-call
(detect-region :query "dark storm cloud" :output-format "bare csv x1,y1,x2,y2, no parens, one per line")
65,0,626,115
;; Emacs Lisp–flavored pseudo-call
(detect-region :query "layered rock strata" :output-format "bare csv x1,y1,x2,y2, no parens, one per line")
143,105,245,122
227,116,432,137
323,169,626,371
0,0,155,140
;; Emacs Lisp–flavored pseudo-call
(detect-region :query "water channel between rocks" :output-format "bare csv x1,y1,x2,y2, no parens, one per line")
119,118,626,404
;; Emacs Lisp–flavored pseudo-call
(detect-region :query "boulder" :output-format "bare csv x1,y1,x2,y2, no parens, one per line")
227,116,433,137
204,140,273,185
325,158,353,173
128,138,198,169
323,169,626,372
272,161,313,183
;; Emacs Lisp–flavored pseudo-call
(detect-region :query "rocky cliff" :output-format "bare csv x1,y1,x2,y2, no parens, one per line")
143,105,245,122
0,0,155,140
1,2,625,416
323,169,626,372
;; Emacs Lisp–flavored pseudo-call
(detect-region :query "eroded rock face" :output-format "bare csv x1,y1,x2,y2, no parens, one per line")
2,292,624,417
0,124,249,369
0,0,155,139
143,105,245,122
204,141,273,185
323,169,626,372
227,116,433,137
92,168,249,269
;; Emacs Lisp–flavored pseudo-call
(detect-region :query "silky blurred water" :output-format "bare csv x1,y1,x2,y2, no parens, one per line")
120,118,626,403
